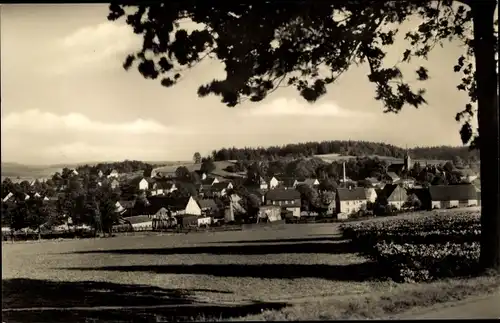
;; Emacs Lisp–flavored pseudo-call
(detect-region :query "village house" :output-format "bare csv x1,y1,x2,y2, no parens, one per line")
97,170,104,178
380,184,408,210
399,177,416,188
259,176,269,190
110,179,120,190
257,205,282,223
115,200,136,215
150,181,177,196
211,181,233,193
364,187,378,203
123,215,154,231
385,172,401,183
300,178,320,187
428,184,479,209
197,198,218,216
264,189,301,218
457,168,478,183
198,184,214,197
364,177,383,188
130,177,150,191
268,176,280,189
70,169,79,176
201,176,219,186
107,169,119,178
335,187,368,215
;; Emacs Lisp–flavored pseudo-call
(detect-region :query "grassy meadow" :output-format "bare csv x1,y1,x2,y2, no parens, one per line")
3,209,499,322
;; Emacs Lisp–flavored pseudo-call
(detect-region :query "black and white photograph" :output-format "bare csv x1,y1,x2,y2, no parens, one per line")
1,2,499,321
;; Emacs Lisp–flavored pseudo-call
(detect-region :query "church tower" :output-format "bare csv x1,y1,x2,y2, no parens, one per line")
404,146,411,172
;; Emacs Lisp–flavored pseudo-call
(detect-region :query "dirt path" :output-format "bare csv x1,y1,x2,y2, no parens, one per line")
393,291,500,319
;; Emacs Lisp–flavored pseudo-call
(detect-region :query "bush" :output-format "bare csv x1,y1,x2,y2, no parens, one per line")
340,211,481,282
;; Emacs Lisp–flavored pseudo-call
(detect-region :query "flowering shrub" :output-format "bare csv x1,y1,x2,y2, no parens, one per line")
340,211,482,282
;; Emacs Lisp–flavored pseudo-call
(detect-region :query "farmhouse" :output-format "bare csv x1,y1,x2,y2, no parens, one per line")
259,176,269,190
364,177,382,188
211,181,233,196
107,169,119,178
123,215,153,231
110,179,120,190
364,187,378,203
335,187,368,215
265,189,301,218
130,177,150,191
300,178,320,187
381,184,408,210
116,200,136,215
151,181,177,196
457,168,478,183
201,177,219,186
197,198,218,215
257,205,282,223
428,184,478,209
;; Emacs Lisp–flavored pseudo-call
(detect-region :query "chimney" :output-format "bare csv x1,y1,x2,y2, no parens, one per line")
343,162,347,184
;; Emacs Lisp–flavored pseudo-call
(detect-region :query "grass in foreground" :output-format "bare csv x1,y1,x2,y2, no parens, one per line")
226,272,500,321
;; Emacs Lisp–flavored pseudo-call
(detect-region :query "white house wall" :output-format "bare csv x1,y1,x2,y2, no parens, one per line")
138,179,149,190
269,177,279,189
285,207,300,218
339,200,366,214
132,221,153,230
389,201,403,210
185,196,202,216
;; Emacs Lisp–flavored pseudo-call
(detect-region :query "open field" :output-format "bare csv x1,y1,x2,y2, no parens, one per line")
3,209,498,322
314,153,449,165
153,160,246,178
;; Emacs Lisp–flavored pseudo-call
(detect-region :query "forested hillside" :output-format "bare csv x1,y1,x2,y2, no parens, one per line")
208,141,479,162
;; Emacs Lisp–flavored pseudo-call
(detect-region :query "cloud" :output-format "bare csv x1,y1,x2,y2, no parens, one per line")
1,109,182,135
43,142,170,163
245,97,371,117
48,22,141,75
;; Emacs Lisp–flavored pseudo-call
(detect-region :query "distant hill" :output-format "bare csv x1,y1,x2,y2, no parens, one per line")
1,163,65,182
209,140,479,163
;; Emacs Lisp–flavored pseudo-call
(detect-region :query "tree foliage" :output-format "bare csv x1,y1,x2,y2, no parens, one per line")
207,140,479,162
108,1,497,146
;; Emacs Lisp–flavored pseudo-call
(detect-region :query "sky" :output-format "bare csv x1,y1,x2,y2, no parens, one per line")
1,4,476,165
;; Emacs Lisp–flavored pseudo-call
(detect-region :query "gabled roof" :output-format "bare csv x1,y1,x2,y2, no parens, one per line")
265,189,300,201
199,184,213,192
277,177,297,187
124,215,152,225
129,176,148,186
197,198,217,209
381,184,407,201
119,200,136,209
429,184,478,201
337,187,367,201
201,177,217,185
386,172,400,180
153,180,175,190
365,177,380,184
146,196,191,211
303,178,319,186
211,182,231,190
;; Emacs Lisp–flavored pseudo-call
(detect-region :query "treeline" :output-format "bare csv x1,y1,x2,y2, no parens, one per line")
208,141,479,162
76,160,159,176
